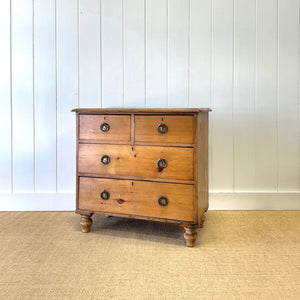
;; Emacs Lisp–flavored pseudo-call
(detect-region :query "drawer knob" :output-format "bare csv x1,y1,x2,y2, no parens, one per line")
158,196,168,206
100,122,110,132
157,158,167,170
100,190,110,200
157,123,168,134
101,155,110,165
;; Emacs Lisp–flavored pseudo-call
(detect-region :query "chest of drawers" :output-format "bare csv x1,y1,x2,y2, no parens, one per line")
72,108,210,247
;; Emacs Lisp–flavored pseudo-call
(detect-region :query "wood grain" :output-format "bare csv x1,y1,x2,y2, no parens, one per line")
74,108,210,246
79,214,93,233
77,173,195,185
197,112,209,222
78,144,194,181
135,115,194,143
183,225,198,247
78,177,194,221
79,115,131,141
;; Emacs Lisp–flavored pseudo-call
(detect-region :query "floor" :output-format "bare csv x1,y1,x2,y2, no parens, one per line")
0,211,299,299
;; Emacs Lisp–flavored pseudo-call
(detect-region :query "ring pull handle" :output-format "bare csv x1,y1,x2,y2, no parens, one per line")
101,155,110,165
157,158,167,170
100,190,110,200
157,123,168,134
158,196,168,206
100,122,110,132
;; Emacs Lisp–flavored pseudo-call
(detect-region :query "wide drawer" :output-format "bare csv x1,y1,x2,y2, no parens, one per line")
78,177,194,221
135,115,194,144
79,115,131,141
78,144,194,180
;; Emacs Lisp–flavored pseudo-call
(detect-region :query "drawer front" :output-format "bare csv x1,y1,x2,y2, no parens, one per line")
78,144,194,180
79,177,194,221
79,115,131,141
135,115,194,143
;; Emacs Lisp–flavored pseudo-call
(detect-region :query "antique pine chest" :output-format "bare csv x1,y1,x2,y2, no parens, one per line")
72,108,210,247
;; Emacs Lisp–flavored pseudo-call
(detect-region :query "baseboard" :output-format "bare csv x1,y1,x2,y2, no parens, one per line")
0,193,75,211
0,192,299,211
209,192,300,210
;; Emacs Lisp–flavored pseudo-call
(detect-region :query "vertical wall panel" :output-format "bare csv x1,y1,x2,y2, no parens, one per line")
34,0,56,192
168,0,189,107
256,0,277,191
0,0,11,192
11,0,34,192
101,0,123,108
145,0,167,108
190,0,212,188
190,0,211,108
233,0,256,191
210,0,234,191
79,0,101,108
1,0,300,206
277,0,300,191
56,0,78,192
124,0,145,107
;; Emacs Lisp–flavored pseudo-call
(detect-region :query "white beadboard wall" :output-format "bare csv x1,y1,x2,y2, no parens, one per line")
0,0,299,210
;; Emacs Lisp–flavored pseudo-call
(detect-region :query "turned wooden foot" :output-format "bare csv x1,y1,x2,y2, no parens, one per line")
199,214,206,228
80,214,93,233
183,226,198,247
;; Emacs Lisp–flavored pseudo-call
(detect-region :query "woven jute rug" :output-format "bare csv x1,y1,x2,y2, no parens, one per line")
0,211,299,299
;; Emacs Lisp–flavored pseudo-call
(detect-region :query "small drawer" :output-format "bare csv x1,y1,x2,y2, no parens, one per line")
79,115,131,141
135,115,194,144
78,177,194,221
78,144,194,181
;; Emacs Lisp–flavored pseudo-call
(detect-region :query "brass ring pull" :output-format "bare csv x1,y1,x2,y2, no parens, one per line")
157,158,167,170
101,155,110,165
157,123,168,134
100,190,110,200
100,122,110,132
158,196,168,206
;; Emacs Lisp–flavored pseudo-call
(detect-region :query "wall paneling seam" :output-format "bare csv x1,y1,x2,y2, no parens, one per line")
10,0,13,193
100,0,103,108
33,0,36,192
232,0,236,192
166,0,169,107
144,0,146,107
276,0,279,192
298,0,300,192
254,0,257,191
77,0,80,108
209,0,213,191
55,0,58,193
122,0,124,107
187,0,190,108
